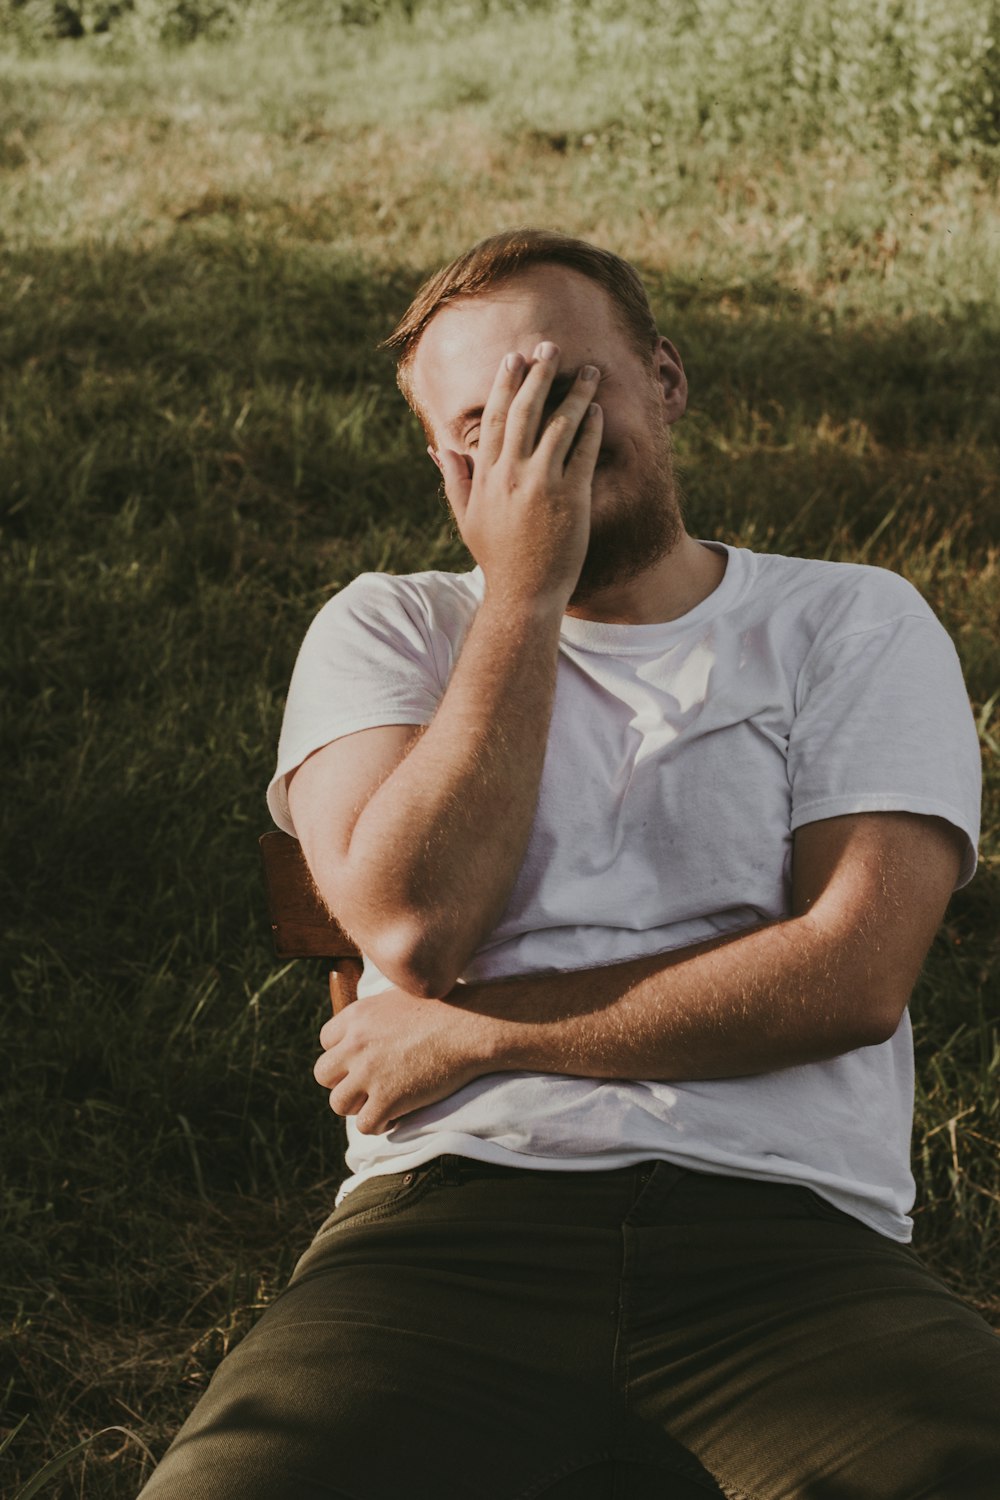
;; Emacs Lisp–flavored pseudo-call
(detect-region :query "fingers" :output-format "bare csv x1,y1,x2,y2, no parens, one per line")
355,1101,391,1135
327,1076,390,1134
505,349,601,469
535,365,602,468
563,400,603,477
475,348,530,466
437,349,538,503
502,342,560,458
465,343,599,473
328,1079,368,1118
316,1050,367,1118
315,1025,376,1123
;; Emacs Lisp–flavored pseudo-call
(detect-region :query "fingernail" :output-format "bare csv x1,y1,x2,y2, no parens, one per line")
536,341,557,361
580,365,599,382
505,351,524,371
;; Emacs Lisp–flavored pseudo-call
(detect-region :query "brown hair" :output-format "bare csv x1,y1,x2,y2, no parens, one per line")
382,227,660,425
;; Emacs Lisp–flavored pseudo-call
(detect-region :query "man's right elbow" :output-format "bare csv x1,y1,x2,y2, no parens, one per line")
370,920,463,999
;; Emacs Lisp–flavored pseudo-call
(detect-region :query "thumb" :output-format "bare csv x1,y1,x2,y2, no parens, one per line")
438,449,474,521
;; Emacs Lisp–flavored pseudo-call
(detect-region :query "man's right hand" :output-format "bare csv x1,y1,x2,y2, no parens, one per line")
290,349,598,995
439,343,603,611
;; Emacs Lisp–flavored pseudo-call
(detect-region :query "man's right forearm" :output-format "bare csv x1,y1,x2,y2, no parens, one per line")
340,591,564,995
291,343,601,995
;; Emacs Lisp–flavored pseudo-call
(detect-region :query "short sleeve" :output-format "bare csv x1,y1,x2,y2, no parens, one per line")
266,573,444,832
788,609,981,888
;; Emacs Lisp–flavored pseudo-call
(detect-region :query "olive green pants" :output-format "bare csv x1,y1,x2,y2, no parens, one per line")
140,1158,1000,1499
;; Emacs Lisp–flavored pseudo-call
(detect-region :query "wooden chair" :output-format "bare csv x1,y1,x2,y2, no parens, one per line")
259,830,363,1013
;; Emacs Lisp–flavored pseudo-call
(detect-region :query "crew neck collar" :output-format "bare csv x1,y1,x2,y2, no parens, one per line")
555,543,752,653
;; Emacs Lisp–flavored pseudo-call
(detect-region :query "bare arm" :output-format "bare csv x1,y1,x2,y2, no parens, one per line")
462,811,963,1078
288,344,603,997
314,811,964,1131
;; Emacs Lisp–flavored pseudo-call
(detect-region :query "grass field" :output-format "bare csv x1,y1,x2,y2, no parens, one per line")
2,2,999,1494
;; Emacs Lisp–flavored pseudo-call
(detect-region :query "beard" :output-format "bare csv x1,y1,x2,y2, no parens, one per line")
567,424,683,606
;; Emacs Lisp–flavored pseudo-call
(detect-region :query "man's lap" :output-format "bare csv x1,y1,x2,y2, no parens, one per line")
138,1158,1000,1500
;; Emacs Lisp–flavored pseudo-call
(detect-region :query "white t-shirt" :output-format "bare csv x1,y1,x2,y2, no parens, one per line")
267,544,981,1240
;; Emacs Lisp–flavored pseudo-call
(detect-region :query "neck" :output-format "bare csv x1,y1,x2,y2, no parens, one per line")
563,534,727,625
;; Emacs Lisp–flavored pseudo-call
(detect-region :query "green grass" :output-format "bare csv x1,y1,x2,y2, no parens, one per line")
2,3,999,1494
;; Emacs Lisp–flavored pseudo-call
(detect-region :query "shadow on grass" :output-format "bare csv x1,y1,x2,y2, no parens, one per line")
3,233,996,966
3,236,999,544
1,235,997,1496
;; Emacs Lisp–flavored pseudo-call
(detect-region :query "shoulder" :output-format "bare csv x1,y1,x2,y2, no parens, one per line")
306,566,484,645
319,564,483,617
751,550,933,621
743,550,940,651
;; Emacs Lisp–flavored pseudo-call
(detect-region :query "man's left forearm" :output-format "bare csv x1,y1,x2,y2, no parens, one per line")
456,913,890,1084
452,810,962,1085
316,913,893,1135
315,814,960,1132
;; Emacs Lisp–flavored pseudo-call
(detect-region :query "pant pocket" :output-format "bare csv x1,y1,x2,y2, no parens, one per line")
307,1160,442,1245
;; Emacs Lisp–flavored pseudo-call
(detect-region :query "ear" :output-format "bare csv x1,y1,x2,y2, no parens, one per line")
653,336,688,424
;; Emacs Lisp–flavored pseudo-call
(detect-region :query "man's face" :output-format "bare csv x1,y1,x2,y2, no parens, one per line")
408,264,689,604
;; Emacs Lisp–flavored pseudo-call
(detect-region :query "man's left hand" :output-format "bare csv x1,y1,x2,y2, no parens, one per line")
313,989,498,1135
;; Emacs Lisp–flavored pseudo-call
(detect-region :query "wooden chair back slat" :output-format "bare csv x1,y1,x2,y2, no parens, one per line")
259,830,363,1014
328,961,364,1014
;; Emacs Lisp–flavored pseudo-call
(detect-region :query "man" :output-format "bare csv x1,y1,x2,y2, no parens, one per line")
141,229,999,1500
